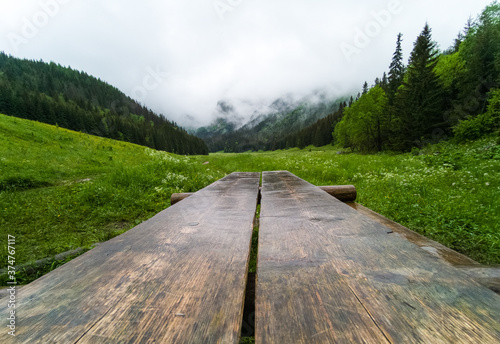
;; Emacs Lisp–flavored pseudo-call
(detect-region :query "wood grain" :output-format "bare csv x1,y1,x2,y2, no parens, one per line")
346,203,500,294
256,171,500,344
457,266,500,294
2,172,260,343
347,202,480,267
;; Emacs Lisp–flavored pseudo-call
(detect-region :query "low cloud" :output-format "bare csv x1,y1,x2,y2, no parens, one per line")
0,0,492,127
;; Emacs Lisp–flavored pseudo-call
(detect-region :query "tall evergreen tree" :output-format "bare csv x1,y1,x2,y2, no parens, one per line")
387,33,405,104
362,81,369,95
394,24,444,150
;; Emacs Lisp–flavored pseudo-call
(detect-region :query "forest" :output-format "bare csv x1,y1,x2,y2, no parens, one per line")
0,53,209,155
334,2,500,152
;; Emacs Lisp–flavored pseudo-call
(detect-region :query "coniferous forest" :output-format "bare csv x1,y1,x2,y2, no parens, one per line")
0,53,209,155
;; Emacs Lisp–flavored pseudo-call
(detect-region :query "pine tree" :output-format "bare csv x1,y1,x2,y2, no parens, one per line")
381,72,389,92
362,81,369,95
387,33,405,104
394,24,444,150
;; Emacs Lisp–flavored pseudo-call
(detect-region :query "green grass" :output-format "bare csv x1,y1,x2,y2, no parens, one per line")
1,113,499,287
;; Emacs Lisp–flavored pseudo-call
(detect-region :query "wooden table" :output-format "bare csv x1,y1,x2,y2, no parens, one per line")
3,171,500,343
256,171,500,343
3,172,260,343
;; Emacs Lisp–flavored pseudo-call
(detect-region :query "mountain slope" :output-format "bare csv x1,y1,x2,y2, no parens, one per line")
197,94,346,152
0,52,208,155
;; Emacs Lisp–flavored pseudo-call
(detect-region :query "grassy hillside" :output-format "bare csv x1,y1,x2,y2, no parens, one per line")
0,114,221,283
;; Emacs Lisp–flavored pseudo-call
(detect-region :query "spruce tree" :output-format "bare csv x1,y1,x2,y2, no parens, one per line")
387,33,405,104
362,81,369,95
394,24,444,150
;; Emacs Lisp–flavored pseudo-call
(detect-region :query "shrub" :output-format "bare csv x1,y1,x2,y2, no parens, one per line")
453,89,500,142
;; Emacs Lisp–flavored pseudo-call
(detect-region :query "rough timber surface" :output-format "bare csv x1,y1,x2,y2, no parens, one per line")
256,171,500,344
2,172,260,344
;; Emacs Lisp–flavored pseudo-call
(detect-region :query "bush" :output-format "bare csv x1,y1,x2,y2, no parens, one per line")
453,89,500,142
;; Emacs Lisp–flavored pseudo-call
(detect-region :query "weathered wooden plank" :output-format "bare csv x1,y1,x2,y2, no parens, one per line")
347,203,500,295
2,172,260,343
456,266,500,294
171,185,357,205
347,202,480,267
256,171,500,344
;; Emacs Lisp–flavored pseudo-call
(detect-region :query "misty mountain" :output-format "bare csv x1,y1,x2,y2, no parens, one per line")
196,93,346,152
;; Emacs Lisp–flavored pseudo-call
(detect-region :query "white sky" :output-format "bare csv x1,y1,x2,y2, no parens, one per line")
0,0,493,127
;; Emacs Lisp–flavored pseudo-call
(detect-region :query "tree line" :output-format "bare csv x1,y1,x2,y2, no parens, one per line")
334,2,500,152
0,53,209,155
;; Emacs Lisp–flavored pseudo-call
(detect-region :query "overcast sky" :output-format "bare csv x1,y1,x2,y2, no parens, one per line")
0,0,493,127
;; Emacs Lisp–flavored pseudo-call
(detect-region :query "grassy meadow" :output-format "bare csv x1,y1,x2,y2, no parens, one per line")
1,113,499,285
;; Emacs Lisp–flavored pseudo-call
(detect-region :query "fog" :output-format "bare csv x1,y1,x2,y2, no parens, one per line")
0,0,492,127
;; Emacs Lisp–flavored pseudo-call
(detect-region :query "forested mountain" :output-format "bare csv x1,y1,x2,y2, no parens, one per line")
197,94,345,152
272,102,346,150
0,53,208,155
333,2,500,152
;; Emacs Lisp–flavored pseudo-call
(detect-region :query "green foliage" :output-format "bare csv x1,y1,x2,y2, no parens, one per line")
454,88,500,141
435,52,466,90
248,205,260,274
330,4,500,152
334,86,388,152
455,1,500,116
0,177,51,192
1,114,499,289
